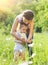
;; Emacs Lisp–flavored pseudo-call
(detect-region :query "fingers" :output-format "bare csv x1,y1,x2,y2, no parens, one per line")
26,39,32,43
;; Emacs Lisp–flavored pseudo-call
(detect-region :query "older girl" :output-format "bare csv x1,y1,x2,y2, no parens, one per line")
11,10,34,58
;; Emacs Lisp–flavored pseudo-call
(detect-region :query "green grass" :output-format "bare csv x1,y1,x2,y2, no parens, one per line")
33,33,48,65
0,31,48,65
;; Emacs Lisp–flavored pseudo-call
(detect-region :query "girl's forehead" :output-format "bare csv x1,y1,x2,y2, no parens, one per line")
23,17,31,23
21,25,27,29
23,17,28,21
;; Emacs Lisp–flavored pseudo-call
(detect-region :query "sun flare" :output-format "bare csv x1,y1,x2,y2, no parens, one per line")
0,0,9,9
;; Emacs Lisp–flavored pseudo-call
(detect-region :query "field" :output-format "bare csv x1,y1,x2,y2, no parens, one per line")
0,31,48,65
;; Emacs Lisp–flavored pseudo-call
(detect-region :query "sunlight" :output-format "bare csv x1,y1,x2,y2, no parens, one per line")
0,0,21,10
0,0,16,9
0,0,9,9
0,0,8,5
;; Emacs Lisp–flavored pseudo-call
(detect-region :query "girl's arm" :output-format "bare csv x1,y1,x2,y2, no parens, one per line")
10,17,26,43
27,19,34,42
10,18,20,39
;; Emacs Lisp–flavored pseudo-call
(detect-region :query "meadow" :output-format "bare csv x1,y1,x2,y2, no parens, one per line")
0,0,48,65
0,30,48,65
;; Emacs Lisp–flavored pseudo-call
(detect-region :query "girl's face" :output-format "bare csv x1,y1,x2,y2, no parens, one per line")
23,17,31,24
20,25,27,33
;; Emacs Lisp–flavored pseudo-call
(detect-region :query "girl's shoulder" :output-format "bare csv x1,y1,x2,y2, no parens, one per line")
16,14,23,21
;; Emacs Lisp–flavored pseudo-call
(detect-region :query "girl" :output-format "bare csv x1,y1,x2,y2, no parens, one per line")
11,10,34,58
14,24,28,62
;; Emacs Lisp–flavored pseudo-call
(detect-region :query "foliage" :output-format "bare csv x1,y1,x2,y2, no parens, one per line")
0,0,48,35
0,10,16,35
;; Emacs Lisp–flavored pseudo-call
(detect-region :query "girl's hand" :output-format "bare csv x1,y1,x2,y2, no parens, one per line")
26,39,32,43
20,38,26,44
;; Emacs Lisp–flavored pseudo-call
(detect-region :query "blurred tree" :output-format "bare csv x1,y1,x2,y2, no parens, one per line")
0,0,48,34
